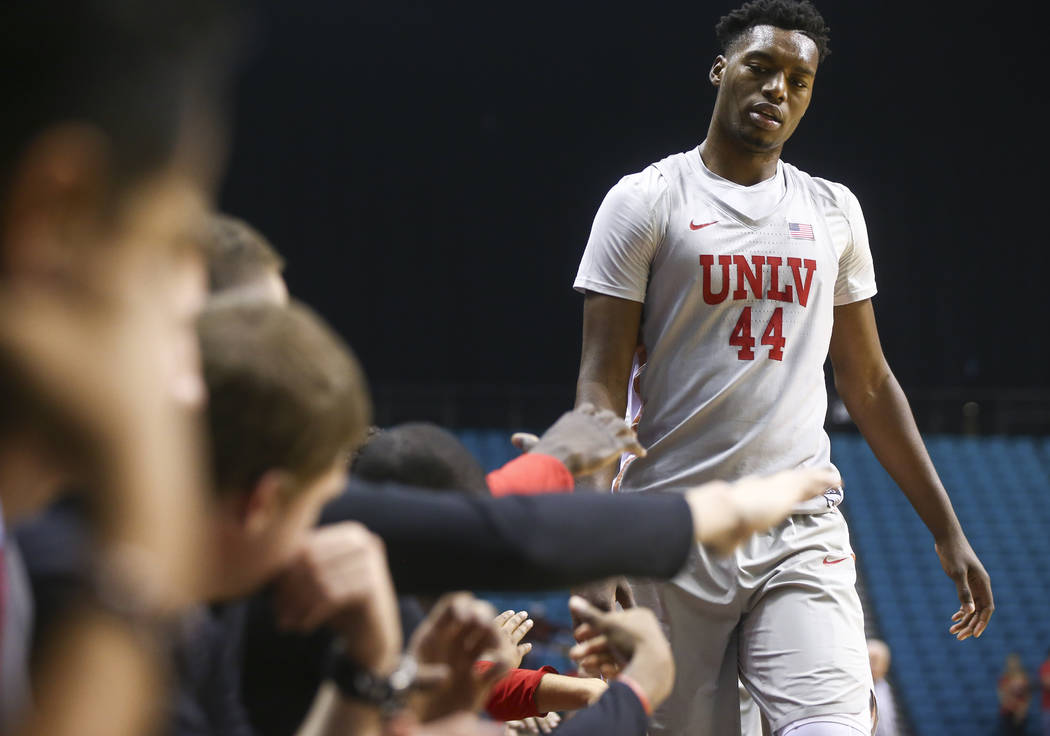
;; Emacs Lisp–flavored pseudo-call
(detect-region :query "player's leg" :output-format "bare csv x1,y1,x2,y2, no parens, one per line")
738,511,873,735
630,557,744,735
740,679,764,736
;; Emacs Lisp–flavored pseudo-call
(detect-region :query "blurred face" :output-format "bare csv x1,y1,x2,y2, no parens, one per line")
710,25,819,153
215,456,349,598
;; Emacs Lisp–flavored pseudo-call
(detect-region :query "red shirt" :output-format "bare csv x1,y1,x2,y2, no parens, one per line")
474,662,559,721
999,672,1030,715
486,453,574,497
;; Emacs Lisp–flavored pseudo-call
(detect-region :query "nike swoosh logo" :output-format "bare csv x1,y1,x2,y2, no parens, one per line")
689,220,718,230
822,555,852,565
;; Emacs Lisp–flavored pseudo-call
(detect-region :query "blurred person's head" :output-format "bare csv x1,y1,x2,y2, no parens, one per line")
867,638,890,683
351,422,489,495
204,214,288,305
0,0,238,287
1004,652,1024,674
199,300,371,598
0,0,238,517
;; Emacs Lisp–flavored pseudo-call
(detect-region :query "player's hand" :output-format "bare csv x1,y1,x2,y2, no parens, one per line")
516,403,645,476
407,593,507,722
568,597,674,708
936,531,994,640
686,469,841,555
274,523,402,674
569,574,635,645
485,610,534,669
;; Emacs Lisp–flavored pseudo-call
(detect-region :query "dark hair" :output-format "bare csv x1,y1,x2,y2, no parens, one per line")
716,0,831,63
0,0,239,201
199,300,371,496
352,423,489,495
205,214,285,295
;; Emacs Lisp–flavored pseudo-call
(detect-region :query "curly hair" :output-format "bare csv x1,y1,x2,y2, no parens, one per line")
716,0,831,63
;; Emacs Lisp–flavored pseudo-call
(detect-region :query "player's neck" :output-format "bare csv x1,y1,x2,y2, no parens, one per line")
699,134,781,187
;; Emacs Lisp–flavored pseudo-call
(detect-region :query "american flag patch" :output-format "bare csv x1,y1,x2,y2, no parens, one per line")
788,222,815,240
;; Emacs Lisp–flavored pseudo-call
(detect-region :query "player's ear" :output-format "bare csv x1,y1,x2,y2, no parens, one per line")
710,56,727,87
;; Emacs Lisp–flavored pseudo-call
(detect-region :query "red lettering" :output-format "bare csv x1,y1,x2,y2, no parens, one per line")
732,255,766,301
729,307,755,360
787,257,817,307
760,307,786,361
766,256,793,302
700,254,733,304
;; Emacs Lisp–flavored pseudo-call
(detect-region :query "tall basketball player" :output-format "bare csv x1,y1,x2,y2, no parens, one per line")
572,2,993,735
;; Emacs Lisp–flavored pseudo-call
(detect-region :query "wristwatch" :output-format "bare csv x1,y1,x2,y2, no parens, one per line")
325,647,418,717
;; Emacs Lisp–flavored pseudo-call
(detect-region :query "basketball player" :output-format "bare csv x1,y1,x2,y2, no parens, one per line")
572,1,993,735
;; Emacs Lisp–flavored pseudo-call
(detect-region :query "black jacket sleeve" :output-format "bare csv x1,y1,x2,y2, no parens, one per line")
551,682,649,736
320,479,694,594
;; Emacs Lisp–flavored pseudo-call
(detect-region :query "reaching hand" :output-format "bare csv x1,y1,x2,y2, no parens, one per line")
936,532,994,640
486,610,534,669
407,593,506,722
512,402,645,476
274,522,402,674
568,596,674,708
686,469,841,555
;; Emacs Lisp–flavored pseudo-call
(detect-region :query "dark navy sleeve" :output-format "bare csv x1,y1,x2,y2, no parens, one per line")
551,681,649,736
320,479,693,594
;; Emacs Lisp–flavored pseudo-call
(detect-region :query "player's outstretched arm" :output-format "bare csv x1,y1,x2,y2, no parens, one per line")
685,469,841,555
829,299,994,640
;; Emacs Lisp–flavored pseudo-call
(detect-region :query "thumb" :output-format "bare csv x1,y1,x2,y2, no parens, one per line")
615,580,636,610
956,575,976,613
511,433,540,452
568,595,604,626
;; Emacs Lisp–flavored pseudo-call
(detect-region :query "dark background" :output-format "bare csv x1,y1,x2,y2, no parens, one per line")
219,1,1049,427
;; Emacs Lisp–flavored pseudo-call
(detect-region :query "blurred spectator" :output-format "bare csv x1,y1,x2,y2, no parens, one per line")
0,0,237,732
1040,647,1050,736
203,214,288,305
998,653,1031,735
868,639,898,736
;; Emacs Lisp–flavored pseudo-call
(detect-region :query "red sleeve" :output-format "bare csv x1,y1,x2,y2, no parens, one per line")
477,665,559,721
486,454,574,497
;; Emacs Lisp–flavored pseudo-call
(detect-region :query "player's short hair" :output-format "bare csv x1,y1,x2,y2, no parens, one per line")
199,300,371,497
0,0,238,201
351,423,489,495
204,214,286,295
716,0,831,63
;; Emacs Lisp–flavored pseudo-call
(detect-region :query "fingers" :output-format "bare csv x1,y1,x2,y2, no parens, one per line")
412,663,451,690
951,566,994,640
510,433,540,452
971,568,995,638
569,634,609,662
499,610,533,644
517,642,532,659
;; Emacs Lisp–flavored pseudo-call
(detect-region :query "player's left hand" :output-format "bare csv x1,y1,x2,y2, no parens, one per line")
935,532,994,640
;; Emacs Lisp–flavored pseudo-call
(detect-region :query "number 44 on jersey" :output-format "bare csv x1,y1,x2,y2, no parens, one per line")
699,254,817,362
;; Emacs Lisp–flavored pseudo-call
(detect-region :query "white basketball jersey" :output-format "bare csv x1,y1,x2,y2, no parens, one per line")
574,147,877,512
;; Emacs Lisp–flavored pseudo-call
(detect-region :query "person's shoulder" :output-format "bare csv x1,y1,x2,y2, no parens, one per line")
784,161,859,212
